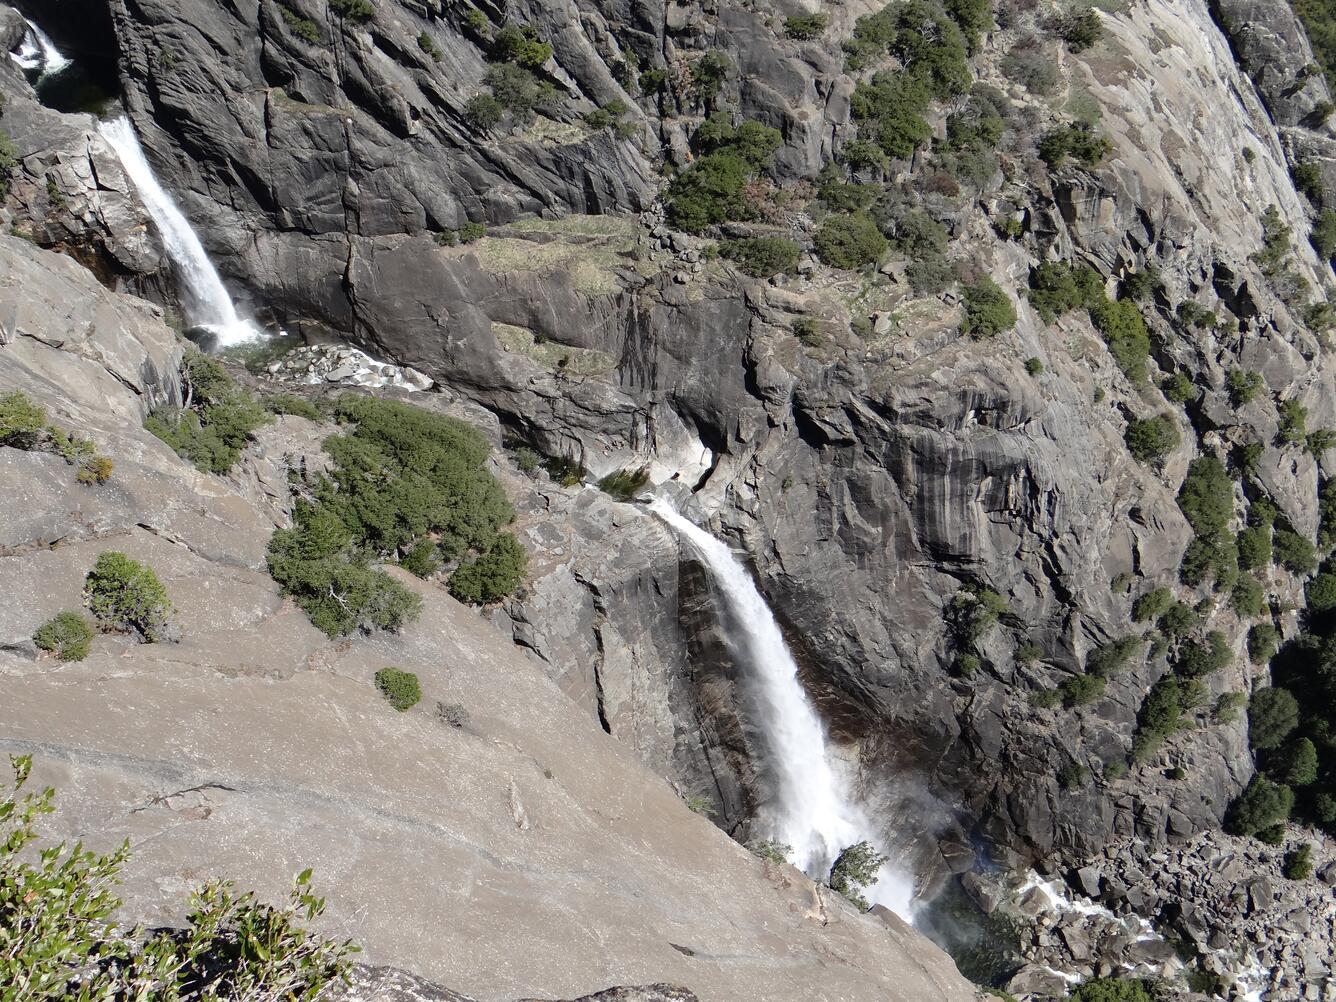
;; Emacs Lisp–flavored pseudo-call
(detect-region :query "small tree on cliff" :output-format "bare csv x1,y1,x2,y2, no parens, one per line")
828,841,888,911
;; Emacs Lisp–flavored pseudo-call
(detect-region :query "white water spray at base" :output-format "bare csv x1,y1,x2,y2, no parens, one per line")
98,117,260,347
10,19,71,76
650,498,914,920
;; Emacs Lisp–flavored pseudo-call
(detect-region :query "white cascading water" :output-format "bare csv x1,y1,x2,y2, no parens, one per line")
9,19,71,76
649,498,914,920
98,117,259,346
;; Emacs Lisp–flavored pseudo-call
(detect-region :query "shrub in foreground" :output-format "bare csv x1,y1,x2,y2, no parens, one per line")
33,611,95,662
375,667,422,711
84,551,174,643
0,754,356,997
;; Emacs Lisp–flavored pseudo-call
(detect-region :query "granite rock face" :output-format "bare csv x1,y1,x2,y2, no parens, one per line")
7,0,1336,992
39,0,1336,877
0,236,980,1002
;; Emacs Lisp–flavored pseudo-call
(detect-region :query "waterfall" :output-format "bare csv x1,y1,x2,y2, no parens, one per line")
650,498,914,920
98,117,259,347
10,19,71,76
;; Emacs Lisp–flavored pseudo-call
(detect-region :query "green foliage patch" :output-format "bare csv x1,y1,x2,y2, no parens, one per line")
375,667,422,711
33,611,94,662
0,755,356,998
84,552,174,643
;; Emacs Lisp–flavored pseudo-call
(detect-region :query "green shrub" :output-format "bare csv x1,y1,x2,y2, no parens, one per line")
479,62,558,125
417,30,441,59
905,254,955,295
1030,687,1061,708
1178,457,1233,536
1124,415,1178,464
1237,525,1272,570
814,212,888,269
1294,160,1324,202
1015,642,1043,663
1278,399,1308,445
1023,357,1043,376
748,839,793,863
828,841,888,912
1138,675,1183,736
1279,736,1319,786
1307,571,1336,612
792,317,822,346
1057,6,1102,53
0,130,17,199
691,51,730,106
1226,774,1294,836
263,394,323,422
1248,623,1280,664
267,396,517,633
1274,527,1317,575
1089,298,1151,382
459,221,485,242
1162,371,1195,405
1103,759,1128,780
84,551,173,643
719,236,801,277
33,611,94,662
1231,575,1265,617
329,0,374,22
1001,42,1059,95
1132,588,1173,623
960,278,1017,338
490,21,551,68
1256,823,1286,845
1060,673,1106,707
267,518,422,637
947,586,1010,646
1284,843,1314,879
784,13,828,39
1038,123,1110,169
399,539,442,579
465,93,505,131
448,533,527,604
1058,761,1088,789
1176,630,1231,676
1157,601,1197,638
666,120,781,232
279,6,321,43
1027,262,1104,323
374,667,421,711
0,391,48,449
1226,369,1263,407
1314,210,1336,260
145,350,269,474
850,73,934,159
1249,686,1299,750
0,757,354,999
597,466,650,501
1210,692,1246,726
1086,636,1142,677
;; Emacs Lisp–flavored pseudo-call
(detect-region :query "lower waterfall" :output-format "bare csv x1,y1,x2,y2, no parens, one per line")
98,116,259,347
650,498,914,920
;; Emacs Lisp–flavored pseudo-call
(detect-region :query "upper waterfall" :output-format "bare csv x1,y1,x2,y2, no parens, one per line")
649,498,914,920
98,117,259,347
9,19,71,77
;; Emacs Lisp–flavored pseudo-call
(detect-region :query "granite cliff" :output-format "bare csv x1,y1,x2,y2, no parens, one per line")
3,0,1336,998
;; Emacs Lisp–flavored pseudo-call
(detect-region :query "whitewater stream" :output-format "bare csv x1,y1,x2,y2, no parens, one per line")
650,498,914,920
